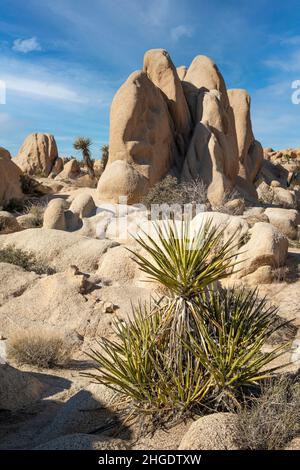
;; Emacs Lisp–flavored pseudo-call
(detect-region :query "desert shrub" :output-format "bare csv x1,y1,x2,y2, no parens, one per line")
142,175,181,207
23,201,46,227
3,198,25,213
88,222,288,421
235,376,300,449
8,329,72,368
20,174,42,195
142,175,208,210
0,246,55,275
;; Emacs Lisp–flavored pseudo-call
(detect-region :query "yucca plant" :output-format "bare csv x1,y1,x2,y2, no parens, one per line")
73,137,95,177
188,288,289,408
128,220,238,366
88,300,212,417
88,220,289,420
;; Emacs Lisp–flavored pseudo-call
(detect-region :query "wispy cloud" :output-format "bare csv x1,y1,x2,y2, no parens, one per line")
0,55,115,107
170,24,193,42
4,75,85,103
12,36,41,53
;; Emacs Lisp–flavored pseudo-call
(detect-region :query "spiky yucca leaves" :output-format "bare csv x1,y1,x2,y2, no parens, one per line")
128,220,238,367
131,220,237,298
88,221,289,421
189,289,289,408
88,300,212,417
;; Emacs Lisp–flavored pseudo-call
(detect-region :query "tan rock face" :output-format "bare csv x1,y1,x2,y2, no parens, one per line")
228,89,263,196
179,413,239,450
233,222,289,280
43,199,66,231
14,133,58,177
97,71,176,203
182,57,242,205
0,147,23,208
55,159,80,180
143,49,192,156
183,55,229,122
176,65,187,80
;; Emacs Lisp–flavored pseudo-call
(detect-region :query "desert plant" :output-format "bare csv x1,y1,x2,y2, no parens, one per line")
3,198,25,213
0,246,55,275
73,137,95,177
142,175,181,208
20,174,42,196
8,328,72,368
23,201,46,227
235,375,300,449
142,175,208,210
189,288,288,408
88,221,288,419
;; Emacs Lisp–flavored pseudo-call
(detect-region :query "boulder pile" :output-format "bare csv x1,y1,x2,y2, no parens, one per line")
97,49,263,206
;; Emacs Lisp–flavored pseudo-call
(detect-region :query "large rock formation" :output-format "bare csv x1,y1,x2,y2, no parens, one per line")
0,147,23,207
97,50,263,206
227,89,263,198
97,70,177,203
143,49,192,158
14,133,58,177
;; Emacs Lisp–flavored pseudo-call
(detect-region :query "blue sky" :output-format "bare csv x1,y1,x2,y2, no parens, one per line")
1,0,300,158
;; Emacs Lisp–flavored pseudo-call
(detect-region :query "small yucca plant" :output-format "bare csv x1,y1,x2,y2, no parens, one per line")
88,221,289,420
128,220,238,366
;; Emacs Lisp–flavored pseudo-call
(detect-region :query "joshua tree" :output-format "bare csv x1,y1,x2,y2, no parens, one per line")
100,144,109,173
73,137,95,177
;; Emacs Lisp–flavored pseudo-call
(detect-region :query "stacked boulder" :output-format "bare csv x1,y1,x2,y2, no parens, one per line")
97,49,263,206
0,147,23,208
14,133,58,177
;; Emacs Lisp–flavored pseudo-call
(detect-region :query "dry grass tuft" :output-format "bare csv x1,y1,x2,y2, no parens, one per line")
8,328,72,368
0,246,55,275
235,375,300,449
24,201,47,227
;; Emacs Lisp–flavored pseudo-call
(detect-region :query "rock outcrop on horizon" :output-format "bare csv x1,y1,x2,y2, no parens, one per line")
0,147,23,207
97,49,263,205
14,133,58,177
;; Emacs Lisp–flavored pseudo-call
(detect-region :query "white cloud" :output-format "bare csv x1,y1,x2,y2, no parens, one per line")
170,24,193,42
4,75,86,103
12,37,41,53
264,50,300,73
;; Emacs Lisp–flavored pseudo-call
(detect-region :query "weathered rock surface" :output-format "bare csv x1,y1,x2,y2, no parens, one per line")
0,147,23,208
0,364,44,411
0,228,118,273
179,413,239,450
14,133,58,177
182,57,240,205
43,199,66,230
143,49,192,155
55,159,80,180
0,263,39,306
233,222,288,280
264,208,300,239
97,71,176,203
228,89,263,197
35,383,118,444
